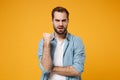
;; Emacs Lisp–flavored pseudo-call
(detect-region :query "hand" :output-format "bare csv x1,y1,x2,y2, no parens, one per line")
43,33,52,43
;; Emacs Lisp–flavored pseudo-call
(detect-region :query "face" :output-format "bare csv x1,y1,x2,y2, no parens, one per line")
52,12,68,35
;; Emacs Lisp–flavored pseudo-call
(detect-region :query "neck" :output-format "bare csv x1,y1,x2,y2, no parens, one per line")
54,32,67,41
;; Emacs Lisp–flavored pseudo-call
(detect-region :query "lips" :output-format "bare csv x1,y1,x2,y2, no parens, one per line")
58,28,63,29
57,26,64,29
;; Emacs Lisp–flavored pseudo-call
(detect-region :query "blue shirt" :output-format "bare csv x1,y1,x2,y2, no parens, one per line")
38,33,85,80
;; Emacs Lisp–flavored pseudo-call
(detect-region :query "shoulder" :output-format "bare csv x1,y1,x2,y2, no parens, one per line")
69,33,83,43
69,34,84,51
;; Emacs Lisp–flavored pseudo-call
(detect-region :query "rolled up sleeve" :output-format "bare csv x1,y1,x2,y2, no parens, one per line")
72,37,85,73
38,39,50,74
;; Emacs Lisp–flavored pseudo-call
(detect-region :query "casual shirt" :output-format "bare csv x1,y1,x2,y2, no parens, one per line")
38,33,85,80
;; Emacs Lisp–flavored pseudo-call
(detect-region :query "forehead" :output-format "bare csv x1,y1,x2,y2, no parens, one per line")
53,12,67,19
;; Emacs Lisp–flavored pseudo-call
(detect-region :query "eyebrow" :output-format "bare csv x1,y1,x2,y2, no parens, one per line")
62,19,66,21
55,19,60,21
55,19,67,21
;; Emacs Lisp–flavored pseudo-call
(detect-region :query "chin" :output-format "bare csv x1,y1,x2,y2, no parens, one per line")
54,28,67,35
57,31,66,35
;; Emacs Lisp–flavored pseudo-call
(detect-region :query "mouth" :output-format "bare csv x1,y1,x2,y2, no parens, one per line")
54,26,66,34
57,27,64,29
58,28,63,29
57,28,64,31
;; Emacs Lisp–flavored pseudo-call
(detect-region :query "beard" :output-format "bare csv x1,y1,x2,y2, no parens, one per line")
53,25,67,35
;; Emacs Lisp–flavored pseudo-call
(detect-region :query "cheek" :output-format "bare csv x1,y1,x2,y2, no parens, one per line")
64,23,68,27
54,23,57,26
53,22,58,27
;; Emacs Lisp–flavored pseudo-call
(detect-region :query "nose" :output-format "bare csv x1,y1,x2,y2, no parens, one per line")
59,21,63,26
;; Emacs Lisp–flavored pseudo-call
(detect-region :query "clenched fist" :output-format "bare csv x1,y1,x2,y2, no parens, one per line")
43,33,52,44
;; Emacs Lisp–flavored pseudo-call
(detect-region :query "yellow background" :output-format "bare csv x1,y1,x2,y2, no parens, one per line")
0,0,120,80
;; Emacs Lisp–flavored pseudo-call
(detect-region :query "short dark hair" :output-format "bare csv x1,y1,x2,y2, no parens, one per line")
52,6,69,20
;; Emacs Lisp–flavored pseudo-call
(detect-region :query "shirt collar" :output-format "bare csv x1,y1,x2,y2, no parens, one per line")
51,32,71,41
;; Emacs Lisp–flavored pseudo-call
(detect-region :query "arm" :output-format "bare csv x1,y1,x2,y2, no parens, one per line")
41,33,53,72
52,66,80,76
52,37,85,76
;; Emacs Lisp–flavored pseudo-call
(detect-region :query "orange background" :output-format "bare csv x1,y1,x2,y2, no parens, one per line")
0,0,120,80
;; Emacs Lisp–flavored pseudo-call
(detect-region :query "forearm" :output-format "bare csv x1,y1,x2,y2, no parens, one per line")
52,66,80,76
41,41,52,71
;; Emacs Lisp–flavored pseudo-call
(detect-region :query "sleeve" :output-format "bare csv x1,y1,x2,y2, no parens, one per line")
72,37,85,73
38,39,50,74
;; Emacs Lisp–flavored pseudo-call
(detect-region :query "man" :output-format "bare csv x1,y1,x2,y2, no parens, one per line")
38,6,85,80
